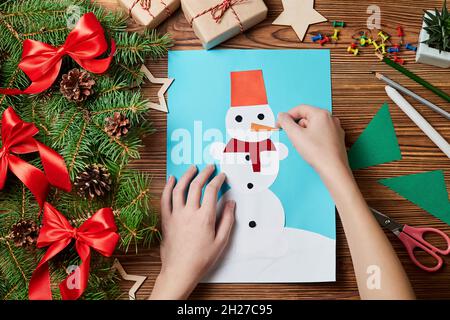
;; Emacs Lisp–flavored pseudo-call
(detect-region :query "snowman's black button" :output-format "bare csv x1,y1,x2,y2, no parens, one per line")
247,183,253,189
245,155,250,161
249,221,256,228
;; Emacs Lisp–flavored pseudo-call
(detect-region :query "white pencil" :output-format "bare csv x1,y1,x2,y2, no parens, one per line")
385,85,450,158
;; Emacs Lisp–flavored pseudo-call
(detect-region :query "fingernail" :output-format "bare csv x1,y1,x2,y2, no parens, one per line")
208,164,215,170
227,200,235,208
167,175,174,182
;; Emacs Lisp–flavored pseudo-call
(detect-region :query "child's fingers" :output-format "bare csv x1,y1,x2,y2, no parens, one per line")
277,112,303,136
186,164,215,209
299,118,308,128
202,172,226,212
161,175,176,221
172,165,197,210
286,105,317,120
333,116,341,126
215,200,235,246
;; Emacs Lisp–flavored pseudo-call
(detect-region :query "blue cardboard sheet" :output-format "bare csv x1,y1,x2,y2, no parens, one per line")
167,49,335,282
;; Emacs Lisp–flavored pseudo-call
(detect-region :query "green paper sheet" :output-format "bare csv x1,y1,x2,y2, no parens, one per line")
348,103,402,170
379,170,450,225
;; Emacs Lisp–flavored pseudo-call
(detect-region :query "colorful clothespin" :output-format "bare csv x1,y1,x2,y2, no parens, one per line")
372,40,382,51
397,26,405,45
405,43,417,51
380,43,387,55
331,29,340,41
387,46,399,53
347,44,359,56
332,21,345,28
311,33,323,42
393,56,405,65
359,35,368,46
378,31,389,42
319,36,330,45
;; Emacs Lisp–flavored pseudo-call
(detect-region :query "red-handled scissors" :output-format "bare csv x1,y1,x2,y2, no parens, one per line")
370,207,450,272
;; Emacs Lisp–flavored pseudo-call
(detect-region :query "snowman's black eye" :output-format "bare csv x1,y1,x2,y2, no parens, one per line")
235,115,243,123
257,113,265,120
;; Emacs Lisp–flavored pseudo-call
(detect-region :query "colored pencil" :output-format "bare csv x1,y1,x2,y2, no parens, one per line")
375,72,450,120
376,54,450,103
385,85,450,158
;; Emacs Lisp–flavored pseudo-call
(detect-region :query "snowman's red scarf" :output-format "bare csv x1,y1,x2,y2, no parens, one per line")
223,139,276,172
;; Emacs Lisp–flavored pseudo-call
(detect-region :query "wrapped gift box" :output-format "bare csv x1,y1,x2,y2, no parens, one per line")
119,0,181,28
181,0,268,49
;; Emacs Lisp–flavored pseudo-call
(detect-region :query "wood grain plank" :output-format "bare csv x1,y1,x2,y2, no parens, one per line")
98,0,450,300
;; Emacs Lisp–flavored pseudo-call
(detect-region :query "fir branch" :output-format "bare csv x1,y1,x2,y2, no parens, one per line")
97,81,129,96
1,9,67,19
68,118,89,176
0,17,21,41
21,26,67,38
30,99,51,135
4,241,27,283
2,282,19,300
21,185,25,218
0,0,164,299
114,29,172,64
110,62,145,84
53,110,80,145
0,67,20,105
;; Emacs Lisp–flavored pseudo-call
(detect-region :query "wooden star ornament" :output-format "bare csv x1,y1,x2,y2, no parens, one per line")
113,259,147,300
273,0,327,42
141,65,174,113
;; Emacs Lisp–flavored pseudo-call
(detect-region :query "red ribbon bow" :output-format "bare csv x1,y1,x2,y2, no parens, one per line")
0,107,71,206
29,203,119,300
0,12,115,95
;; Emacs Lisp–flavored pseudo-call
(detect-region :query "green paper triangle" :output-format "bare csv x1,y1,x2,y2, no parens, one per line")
379,170,450,225
348,103,402,170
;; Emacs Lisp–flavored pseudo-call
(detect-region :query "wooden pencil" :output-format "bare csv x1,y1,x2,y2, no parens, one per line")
376,54,450,103
374,72,450,120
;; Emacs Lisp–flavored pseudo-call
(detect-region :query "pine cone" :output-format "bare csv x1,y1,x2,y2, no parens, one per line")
60,68,95,102
105,112,130,138
10,219,39,248
74,164,112,199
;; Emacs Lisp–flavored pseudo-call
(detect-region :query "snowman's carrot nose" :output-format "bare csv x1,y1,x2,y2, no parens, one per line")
250,123,280,132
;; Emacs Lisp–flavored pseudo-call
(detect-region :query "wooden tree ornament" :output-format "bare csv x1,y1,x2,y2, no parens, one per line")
113,259,147,300
141,65,174,113
273,0,327,42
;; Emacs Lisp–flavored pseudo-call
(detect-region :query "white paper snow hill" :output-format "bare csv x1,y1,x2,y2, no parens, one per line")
205,70,335,283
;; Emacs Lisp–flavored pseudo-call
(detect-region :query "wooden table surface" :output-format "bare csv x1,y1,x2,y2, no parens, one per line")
99,0,450,299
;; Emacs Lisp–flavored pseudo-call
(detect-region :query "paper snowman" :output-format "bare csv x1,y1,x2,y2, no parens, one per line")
205,70,335,283
209,70,288,258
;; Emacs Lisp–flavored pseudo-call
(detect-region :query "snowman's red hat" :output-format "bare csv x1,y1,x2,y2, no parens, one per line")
231,70,268,107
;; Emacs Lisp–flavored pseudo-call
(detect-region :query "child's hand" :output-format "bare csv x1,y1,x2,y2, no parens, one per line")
150,165,235,300
277,105,348,176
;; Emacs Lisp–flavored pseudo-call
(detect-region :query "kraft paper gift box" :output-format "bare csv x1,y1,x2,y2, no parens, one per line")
181,0,268,49
119,0,181,29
